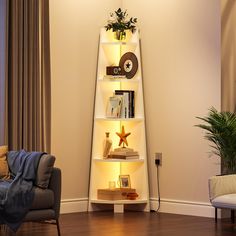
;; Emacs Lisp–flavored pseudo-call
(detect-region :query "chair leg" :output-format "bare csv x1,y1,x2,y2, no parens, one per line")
215,208,217,223
231,210,235,224
56,219,61,236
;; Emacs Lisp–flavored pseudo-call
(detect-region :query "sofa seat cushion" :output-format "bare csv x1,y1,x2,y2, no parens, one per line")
212,194,236,209
30,187,54,210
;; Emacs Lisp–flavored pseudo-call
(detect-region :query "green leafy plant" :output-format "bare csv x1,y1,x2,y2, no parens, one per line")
196,107,236,174
105,8,137,38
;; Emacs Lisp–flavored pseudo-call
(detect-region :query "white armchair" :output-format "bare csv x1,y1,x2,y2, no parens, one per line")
209,174,236,223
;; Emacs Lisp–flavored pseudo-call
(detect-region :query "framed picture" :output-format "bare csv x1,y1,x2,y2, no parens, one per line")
119,175,131,188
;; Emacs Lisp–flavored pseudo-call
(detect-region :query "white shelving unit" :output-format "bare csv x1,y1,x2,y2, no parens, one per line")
88,28,149,213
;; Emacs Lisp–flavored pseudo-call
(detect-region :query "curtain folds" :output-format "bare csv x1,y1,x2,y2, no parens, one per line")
5,0,51,152
0,0,8,146
221,0,236,112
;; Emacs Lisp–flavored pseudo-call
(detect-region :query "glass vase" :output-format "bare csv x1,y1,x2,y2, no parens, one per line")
115,30,126,41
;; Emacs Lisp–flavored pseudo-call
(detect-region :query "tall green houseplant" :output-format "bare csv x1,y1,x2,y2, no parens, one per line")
196,107,236,174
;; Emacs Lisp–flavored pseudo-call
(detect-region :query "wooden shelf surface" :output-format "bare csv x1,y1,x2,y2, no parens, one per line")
90,199,148,204
94,117,144,121
93,158,145,163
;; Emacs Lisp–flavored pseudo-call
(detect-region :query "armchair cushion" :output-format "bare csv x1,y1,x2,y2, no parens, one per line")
211,193,236,209
35,154,55,189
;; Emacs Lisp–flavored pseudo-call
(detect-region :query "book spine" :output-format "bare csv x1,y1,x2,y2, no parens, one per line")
131,91,135,118
130,91,135,118
128,92,131,118
125,93,129,118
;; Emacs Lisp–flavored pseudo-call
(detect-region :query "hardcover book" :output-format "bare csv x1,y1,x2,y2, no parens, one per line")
106,96,122,118
107,154,139,160
108,148,139,160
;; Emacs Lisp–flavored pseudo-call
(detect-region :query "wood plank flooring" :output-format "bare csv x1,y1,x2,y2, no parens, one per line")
2,211,236,236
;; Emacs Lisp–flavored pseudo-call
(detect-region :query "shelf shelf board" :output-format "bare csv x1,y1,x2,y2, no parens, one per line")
101,42,137,46
98,77,140,83
94,117,144,121
93,158,145,163
90,199,148,204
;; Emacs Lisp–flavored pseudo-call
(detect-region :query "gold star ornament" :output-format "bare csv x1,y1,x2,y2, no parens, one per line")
116,126,131,147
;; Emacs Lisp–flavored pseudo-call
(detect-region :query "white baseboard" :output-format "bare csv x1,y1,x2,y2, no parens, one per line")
60,198,88,214
60,197,216,218
150,198,215,218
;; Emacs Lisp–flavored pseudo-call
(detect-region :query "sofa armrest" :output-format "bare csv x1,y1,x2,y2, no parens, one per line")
209,174,236,201
48,167,61,219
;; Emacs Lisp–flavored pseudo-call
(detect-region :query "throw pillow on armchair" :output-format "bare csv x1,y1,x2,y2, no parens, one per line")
0,146,10,180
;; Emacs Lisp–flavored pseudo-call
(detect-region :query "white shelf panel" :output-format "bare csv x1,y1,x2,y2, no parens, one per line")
94,117,144,122
93,158,145,163
98,77,141,83
90,199,148,204
101,43,137,63
101,42,137,46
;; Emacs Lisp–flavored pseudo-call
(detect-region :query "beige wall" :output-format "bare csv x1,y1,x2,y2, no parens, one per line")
123,0,221,203
50,0,121,199
50,0,221,206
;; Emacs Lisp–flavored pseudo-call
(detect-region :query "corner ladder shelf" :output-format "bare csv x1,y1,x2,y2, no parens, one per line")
88,28,149,213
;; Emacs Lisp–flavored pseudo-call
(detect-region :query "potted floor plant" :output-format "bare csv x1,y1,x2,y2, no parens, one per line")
196,107,236,174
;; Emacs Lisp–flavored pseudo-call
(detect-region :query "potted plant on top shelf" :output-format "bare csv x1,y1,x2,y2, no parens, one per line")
196,107,236,174
105,8,137,41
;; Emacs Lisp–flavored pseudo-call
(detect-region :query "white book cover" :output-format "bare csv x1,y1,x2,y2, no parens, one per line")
119,93,129,118
106,96,122,118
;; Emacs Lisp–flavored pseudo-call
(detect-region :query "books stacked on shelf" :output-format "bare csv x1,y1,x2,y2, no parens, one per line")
107,147,139,160
115,90,134,118
106,90,135,119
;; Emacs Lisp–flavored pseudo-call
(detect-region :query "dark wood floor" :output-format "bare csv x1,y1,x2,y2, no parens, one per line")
2,211,236,236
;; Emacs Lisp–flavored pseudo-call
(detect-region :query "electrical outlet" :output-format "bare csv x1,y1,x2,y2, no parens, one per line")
155,152,162,166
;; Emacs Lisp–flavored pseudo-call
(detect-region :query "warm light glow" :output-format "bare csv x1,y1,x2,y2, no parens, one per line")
103,44,121,66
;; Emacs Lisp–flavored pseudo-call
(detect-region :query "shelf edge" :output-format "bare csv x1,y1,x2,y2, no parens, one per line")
90,199,148,204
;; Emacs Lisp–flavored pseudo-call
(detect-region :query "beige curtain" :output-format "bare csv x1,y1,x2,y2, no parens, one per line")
5,0,51,152
221,0,236,112
0,0,8,146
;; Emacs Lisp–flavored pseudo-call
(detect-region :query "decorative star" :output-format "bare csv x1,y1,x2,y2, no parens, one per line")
116,126,131,147
125,62,131,69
